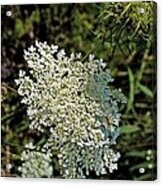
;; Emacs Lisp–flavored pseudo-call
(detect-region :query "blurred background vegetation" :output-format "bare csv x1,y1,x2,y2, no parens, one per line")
1,1,157,180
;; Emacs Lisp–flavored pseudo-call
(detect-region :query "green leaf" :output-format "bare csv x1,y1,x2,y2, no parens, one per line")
136,174,153,181
126,151,146,158
120,125,140,134
15,19,25,38
138,83,153,98
127,67,135,112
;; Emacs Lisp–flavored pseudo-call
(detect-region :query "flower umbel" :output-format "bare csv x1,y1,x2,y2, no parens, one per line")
16,41,126,178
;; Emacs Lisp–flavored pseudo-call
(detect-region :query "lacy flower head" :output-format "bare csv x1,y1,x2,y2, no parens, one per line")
15,41,126,178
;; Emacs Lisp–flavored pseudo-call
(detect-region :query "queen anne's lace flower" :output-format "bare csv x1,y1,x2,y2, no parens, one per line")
16,41,126,178
18,143,53,178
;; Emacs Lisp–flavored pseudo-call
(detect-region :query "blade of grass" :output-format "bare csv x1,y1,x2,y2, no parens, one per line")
127,67,135,112
138,83,153,98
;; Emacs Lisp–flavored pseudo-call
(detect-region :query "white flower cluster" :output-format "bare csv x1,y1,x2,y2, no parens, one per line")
16,41,126,178
18,143,53,178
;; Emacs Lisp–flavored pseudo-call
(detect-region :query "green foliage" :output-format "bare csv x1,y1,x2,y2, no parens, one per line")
138,84,153,98
95,1,155,60
127,67,135,112
120,125,140,134
15,9,40,38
